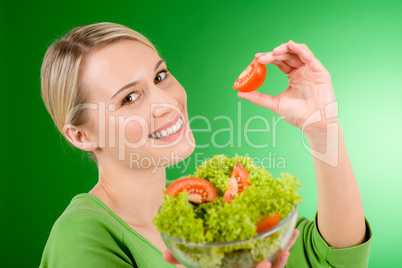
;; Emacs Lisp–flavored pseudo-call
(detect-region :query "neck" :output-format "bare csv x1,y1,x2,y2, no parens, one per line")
90,158,167,228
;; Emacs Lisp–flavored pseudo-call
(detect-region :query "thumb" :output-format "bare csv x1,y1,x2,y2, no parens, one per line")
237,91,278,114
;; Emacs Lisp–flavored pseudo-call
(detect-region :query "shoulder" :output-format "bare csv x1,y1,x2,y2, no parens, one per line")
50,194,117,235
40,194,134,267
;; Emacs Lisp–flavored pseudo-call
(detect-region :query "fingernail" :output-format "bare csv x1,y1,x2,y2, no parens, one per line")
273,46,280,51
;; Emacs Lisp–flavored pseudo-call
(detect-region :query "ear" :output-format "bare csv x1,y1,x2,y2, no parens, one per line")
63,124,98,151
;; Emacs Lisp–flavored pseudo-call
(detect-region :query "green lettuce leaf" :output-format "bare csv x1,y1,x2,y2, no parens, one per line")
153,154,302,244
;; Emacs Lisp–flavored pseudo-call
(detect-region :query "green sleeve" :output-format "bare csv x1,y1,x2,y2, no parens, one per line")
40,214,135,268
286,213,373,268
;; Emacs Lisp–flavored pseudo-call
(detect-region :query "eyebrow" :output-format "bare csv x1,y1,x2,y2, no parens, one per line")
110,59,166,100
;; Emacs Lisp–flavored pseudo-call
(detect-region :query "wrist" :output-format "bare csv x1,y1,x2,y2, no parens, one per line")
303,117,339,139
304,119,341,152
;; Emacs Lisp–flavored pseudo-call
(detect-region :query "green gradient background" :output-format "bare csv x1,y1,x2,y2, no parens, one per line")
1,0,401,267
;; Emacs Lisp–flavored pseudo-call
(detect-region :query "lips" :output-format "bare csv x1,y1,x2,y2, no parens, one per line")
149,116,183,139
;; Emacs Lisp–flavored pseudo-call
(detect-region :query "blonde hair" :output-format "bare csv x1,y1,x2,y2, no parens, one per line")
41,22,157,160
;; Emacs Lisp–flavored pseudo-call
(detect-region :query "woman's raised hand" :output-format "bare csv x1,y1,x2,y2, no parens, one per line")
238,40,337,134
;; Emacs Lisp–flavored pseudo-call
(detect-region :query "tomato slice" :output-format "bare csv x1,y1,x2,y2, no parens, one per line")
256,214,281,233
223,162,250,203
165,177,217,203
233,58,267,92
222,177,238,204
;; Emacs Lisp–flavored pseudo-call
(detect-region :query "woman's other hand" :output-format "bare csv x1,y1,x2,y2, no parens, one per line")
255,229,299,268
163,229,299,268
238,40,337,135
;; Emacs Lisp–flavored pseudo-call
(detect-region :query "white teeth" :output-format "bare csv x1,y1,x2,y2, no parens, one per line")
151,118,183,139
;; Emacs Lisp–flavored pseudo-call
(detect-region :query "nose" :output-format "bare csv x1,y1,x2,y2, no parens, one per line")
149,86,180,118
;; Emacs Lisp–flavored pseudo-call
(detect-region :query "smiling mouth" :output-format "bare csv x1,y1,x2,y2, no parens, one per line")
149,117,183,139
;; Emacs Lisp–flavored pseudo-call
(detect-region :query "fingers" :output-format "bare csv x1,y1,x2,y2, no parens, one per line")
288,41,325,72
256,260,272,268
276,41,324,72
271,53,304,74
257,41,324,73
272,250,290,268
255,52,267,58
271,229,299,268
271,60,293,74
285,229,300,251
162,250,180,264
276,53,304,69
257,52,303,68
257,53,293,74
272,42,289,55
256,52,275,64
256,49,303,75
237,91,279,114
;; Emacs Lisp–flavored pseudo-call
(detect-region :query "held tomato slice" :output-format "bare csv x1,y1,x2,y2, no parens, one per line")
165,177,217,203
233,58,267,92
256,214,281,234
223,162,250,203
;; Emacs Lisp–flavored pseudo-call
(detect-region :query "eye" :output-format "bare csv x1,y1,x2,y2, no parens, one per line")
122,92,141,105
154,69,168,84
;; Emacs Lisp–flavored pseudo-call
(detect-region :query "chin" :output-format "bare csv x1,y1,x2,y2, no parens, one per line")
162,121,196,167
163,134,195,167
173,141,195,165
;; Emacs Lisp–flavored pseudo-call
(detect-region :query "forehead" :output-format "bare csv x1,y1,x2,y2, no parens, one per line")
80,39,159,100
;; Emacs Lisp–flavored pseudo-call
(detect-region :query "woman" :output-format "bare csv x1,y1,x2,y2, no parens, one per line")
40,22,372,268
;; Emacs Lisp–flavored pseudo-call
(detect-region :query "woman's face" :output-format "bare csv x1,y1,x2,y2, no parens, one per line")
79,39,195,169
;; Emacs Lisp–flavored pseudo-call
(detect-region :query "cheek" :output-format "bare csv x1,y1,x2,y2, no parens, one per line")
172,82,188,109
101,113,150,147
180,88,187,106
120,116,149,144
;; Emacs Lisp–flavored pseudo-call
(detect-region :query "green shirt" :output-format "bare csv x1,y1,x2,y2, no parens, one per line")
40,193,372,268
287,214,372,268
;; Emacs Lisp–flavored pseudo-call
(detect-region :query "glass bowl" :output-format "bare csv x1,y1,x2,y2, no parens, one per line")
161,206,298,268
